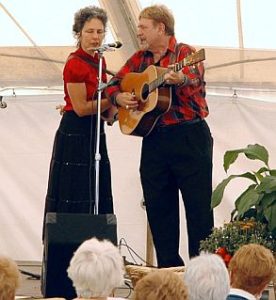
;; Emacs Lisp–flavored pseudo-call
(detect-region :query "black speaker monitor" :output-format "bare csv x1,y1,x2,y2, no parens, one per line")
41,213,117,299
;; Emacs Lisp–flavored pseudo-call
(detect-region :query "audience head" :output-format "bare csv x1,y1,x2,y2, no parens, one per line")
183,252,230,300
0,256,20,300
67,237,124,298
228,243,275,296
134,269,188,300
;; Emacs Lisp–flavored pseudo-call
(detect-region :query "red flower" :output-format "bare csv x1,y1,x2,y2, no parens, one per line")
215,247,227,258
223,254,232,267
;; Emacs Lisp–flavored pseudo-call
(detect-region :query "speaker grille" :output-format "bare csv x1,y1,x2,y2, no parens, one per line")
41,213,117,298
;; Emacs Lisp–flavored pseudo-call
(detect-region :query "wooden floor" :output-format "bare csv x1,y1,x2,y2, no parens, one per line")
16,262,42,299
16,261,133,299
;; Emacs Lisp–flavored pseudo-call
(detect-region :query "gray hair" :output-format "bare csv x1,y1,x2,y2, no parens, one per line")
67,238,124,298
183,253,230,300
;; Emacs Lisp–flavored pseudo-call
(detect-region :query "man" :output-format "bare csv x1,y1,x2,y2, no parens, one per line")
227,244,275,300
106,4,214,267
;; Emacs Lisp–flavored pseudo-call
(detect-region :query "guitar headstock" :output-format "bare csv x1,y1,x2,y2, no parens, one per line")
185,49,205,66
174,49,206,71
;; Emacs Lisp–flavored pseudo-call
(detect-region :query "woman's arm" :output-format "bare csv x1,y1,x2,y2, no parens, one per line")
67,82,111,117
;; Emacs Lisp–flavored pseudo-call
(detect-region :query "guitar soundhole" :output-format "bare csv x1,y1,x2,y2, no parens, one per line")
141,84,149,102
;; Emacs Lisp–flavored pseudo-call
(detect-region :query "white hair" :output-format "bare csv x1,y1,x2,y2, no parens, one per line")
183,253,230,300
67,238,124,298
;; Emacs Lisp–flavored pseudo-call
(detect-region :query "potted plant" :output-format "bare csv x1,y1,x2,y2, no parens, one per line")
211,143,276,237
199,218,276,266
200,144,276,267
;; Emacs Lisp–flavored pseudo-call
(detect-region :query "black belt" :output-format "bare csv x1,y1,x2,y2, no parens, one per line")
154,118,203,132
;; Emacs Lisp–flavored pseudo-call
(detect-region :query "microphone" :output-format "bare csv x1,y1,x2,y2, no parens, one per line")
104,41,122,49
91,41,123,51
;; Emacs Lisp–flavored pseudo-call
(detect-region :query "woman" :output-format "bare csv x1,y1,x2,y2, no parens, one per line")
67,238,125,300
44,5,114,228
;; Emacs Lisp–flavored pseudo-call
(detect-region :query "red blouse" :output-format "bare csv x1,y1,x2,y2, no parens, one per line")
63,47,107,111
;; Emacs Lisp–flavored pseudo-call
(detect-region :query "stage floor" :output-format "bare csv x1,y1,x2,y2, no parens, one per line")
16,261,275,300
16,261,133,299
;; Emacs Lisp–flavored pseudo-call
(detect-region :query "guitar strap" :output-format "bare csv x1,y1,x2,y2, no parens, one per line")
172,42,196,65
175,43,204,77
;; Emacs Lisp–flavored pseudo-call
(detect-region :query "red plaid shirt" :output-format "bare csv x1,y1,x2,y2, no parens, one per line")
105,36,209,125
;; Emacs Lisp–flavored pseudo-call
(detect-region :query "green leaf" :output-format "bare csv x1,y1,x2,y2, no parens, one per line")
259,192,276,209
256,167,270,173
254,167,270,182
235,184,257,208
256,176,276,193
239,172,258,183
230,208,237,221
269,169,276,176
211,177,233,208
211,173,258,209
223,144,269,173
264,204,276,233
236,187,260,218
224,151,239,172
244,144,269,166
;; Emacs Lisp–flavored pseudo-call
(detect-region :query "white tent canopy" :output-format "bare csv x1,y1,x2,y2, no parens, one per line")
0,0,275,263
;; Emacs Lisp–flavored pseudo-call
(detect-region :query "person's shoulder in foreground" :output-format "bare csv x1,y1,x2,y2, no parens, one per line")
227,243,275,300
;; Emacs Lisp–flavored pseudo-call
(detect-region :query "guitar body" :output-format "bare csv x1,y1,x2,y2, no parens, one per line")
117,49,205,136
118,65,171,137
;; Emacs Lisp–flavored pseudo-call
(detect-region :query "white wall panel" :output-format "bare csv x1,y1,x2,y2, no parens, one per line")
0,93,276,265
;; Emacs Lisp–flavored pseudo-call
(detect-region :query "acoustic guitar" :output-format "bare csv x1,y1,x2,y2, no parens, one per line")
118,48,206,137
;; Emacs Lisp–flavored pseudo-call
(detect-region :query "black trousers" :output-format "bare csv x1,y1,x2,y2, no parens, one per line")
140,119,214,267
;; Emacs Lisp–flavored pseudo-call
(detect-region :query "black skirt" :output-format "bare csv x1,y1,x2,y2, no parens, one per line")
43,111,113,225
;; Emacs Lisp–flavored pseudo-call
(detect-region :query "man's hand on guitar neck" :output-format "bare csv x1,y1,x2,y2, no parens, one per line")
115,92,139,110
164,70,189,87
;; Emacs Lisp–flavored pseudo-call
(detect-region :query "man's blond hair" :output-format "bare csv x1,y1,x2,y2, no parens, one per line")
139,5,175,36
0,256,20,300
229,243,275,295
134,269,188,300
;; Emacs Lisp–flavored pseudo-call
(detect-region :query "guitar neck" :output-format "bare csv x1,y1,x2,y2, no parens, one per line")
174,48,205,72
150,48,205,92
152,76,166,91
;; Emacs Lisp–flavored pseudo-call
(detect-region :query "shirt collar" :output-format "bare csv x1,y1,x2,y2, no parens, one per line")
76,47,99,61
168,35,177,53
230,288,257,300
144,35,177,57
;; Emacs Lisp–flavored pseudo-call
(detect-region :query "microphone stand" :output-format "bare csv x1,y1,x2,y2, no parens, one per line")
0,96,7,109
92,46,113,215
